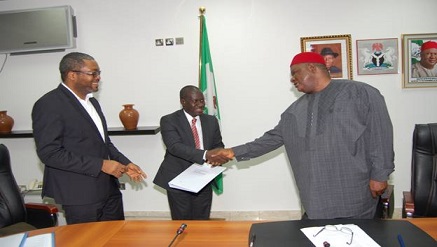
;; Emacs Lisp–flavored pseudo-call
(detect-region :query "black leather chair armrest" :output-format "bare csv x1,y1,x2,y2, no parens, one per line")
402,191,415,218
25,203,58,228
25,203,58,214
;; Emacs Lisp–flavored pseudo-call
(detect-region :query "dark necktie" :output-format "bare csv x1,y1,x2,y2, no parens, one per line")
191,118,200,149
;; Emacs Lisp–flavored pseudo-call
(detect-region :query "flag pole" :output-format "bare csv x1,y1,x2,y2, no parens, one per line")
198,7,205,86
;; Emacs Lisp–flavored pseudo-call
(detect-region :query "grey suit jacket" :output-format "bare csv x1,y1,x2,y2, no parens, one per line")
153,109,224,190
32,84,131,205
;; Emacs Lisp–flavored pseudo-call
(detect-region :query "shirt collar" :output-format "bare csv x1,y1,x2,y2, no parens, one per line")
183,110,198,122
61,83,94,102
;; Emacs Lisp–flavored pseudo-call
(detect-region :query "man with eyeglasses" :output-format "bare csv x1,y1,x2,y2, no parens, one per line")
32,52,146,224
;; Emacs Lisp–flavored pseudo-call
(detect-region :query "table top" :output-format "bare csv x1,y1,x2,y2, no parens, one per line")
410,217,437,240
27,218,437,247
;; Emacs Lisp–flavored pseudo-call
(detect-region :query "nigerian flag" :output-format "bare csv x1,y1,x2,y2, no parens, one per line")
199,13,223,194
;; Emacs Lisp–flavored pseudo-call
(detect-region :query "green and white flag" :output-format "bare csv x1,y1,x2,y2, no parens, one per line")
199,14,223,194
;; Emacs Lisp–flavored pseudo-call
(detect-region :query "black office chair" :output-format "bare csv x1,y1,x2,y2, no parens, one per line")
0,143,58,236
402,123,437,218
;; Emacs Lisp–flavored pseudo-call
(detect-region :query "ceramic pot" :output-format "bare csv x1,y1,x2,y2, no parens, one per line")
119,104,139,130
0,110,14,134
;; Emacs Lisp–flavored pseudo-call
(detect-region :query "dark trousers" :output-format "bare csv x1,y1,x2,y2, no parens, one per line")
63,189,124,225
167,184,212,220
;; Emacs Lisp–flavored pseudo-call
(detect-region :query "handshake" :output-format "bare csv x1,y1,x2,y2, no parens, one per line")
205,148,235,166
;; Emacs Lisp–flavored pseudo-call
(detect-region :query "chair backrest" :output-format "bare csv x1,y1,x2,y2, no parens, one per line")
411,123,437,217
0,144,27,228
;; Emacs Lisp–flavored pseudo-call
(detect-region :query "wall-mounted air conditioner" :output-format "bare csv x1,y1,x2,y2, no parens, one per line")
0,5,77,55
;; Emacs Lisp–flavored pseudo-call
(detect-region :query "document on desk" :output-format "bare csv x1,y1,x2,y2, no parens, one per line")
23,232,55,247
301,224,380,247
0,232,27,246
0,232,54,247
169,163,226,193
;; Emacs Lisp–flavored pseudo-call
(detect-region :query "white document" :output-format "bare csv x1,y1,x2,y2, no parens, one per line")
301,224,380,247
0,232,54,247
169,163,226,193
23,232,55,247
0,233,27,247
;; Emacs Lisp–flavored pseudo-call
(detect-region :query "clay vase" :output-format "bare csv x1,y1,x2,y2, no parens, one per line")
119,104,139,130
0,110,14,134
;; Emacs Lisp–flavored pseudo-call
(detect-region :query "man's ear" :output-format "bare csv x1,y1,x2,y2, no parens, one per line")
307,63,317,73
66,71,76,80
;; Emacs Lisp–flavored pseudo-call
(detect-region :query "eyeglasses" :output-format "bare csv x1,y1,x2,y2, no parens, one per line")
313,225,354,245
71,70,101,78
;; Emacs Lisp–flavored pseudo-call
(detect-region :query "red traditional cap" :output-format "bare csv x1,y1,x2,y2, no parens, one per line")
290,52,326,66
421,41,437,51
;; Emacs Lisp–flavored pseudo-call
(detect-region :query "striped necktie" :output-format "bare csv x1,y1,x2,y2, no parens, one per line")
191,118,200,149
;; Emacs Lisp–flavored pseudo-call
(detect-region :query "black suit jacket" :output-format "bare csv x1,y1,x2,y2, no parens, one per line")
32,84,131,205
153,109,224,190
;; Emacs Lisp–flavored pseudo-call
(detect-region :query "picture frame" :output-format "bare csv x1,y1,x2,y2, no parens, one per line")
356,38,399,75
300,34,352,79
402,33,437,88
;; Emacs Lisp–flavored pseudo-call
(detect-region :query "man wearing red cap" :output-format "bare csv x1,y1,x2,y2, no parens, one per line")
213,52,394,219
411,41,437,78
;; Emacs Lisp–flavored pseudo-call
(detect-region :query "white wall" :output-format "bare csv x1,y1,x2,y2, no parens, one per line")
1,0,436,214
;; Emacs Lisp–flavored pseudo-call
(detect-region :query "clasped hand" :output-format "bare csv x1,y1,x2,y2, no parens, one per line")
102,160,147,182
125,163,147,182
205,148,235,166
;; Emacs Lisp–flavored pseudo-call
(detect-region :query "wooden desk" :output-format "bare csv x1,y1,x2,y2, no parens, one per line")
27,219,437,247
407,218,437,240
28,220,253,247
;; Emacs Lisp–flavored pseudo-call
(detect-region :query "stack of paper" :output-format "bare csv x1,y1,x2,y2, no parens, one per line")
169,163,226,193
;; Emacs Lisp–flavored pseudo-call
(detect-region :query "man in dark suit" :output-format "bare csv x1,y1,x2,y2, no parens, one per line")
32,52,146,224
153,85,230,220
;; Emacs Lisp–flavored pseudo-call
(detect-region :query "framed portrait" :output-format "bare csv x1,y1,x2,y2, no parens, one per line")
356,38,399,75
402,33,437,88
300,34,352,80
